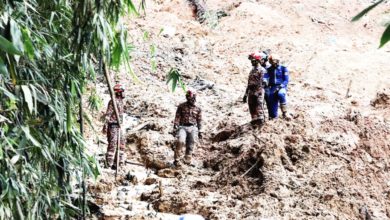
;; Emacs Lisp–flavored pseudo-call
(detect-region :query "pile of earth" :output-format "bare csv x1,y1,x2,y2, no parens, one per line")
84,0,390,219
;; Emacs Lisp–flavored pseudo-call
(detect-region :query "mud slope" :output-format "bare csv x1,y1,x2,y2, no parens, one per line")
85,0,390,219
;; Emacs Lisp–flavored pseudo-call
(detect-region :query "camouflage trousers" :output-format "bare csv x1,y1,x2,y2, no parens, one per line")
106,124,126,167
175,126,198,162
248,93,265,122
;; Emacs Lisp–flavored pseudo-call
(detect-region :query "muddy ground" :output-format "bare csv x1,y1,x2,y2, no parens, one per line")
84,0,390,219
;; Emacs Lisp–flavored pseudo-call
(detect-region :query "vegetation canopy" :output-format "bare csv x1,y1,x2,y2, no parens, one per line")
0,0,137,218
352,0,390,48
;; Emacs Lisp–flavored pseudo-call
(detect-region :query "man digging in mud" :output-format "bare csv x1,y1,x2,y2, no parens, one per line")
173,90,203,167
102,84,126,169
243,52,267,126
263,54,291,120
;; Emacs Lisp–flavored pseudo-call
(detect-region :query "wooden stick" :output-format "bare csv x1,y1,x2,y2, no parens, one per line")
241,159,260,178
116,129,121,179
126,121,150,134
125,160,144,167
159,180,163,197
79,93,86,220
345,79,352,98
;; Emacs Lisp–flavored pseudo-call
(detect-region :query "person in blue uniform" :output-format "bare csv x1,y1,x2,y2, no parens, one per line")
263,54,290,119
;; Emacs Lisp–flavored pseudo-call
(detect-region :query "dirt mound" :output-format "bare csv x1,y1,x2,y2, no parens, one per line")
86,0,390,219
371,90,390,108
127,128,176,171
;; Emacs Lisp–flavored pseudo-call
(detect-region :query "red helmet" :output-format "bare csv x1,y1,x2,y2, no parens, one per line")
113,84,124,93
186,90,195,98
249,52,266,61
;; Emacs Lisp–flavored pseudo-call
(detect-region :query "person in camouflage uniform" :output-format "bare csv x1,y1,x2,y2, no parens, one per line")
188,0,207,23
102,84,125,169
243,52,267,126
173,90,202,167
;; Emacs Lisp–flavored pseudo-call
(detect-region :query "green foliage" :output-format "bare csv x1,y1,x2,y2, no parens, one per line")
88,88,103,112
143,30,158,73
166,68,186,92
0,0,137,218
203,10,220,29
380,23,390,48
351,0,385,22
352,0,390,48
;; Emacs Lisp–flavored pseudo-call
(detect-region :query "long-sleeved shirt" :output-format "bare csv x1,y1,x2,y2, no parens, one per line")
245,66,267,96
174,102,202,130
264,65,289,88
105,98,124,125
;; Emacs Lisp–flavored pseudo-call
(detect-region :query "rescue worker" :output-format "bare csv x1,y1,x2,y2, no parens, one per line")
173,90,202,167
263,54,290,119
102,84,125,169
243,52,267,126
260,49,272,69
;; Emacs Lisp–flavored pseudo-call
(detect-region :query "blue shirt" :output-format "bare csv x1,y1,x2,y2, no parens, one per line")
264,65,289,87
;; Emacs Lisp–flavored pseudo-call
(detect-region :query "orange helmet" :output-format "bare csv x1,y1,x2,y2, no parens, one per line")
269,54,281,62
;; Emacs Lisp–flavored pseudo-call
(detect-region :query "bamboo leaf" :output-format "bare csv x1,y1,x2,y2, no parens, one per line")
21,126,41,147
10,19,24,54
16,199,25,220
166,68,186,92
379,24,390,48
30,85,38,115
66,103,72,133
158,28,164,36
21,85,34,114
126,0,139,16
21,29,35,60
0,86,16,100
172,76,177,92
10,155,20,165
351,0,384,22
0,57,8,75
0,142,3,159
0,35,23,55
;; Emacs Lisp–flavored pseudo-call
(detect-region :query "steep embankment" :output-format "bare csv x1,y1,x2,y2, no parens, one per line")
85,0,390,219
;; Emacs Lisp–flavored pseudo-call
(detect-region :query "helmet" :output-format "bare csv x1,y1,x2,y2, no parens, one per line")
269,54,281,62
186,90,195,98
249,52,267,61
113,84,124,93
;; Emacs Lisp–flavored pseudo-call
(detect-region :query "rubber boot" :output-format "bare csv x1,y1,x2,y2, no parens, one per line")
280,104,291,120
184,154,192,165
250,118,264,128
174,141,185,168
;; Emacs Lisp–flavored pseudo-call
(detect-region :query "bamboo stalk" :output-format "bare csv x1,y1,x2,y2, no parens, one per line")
79,93,86,220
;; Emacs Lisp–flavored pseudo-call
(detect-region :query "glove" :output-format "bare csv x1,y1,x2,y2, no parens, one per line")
172,124,178,136
275,85,283,94
243,95,247,103
198,132,203,140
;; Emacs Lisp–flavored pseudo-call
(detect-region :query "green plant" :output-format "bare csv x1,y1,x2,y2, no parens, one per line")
0,0,138,218
166,68,187,92
352,0,390,48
